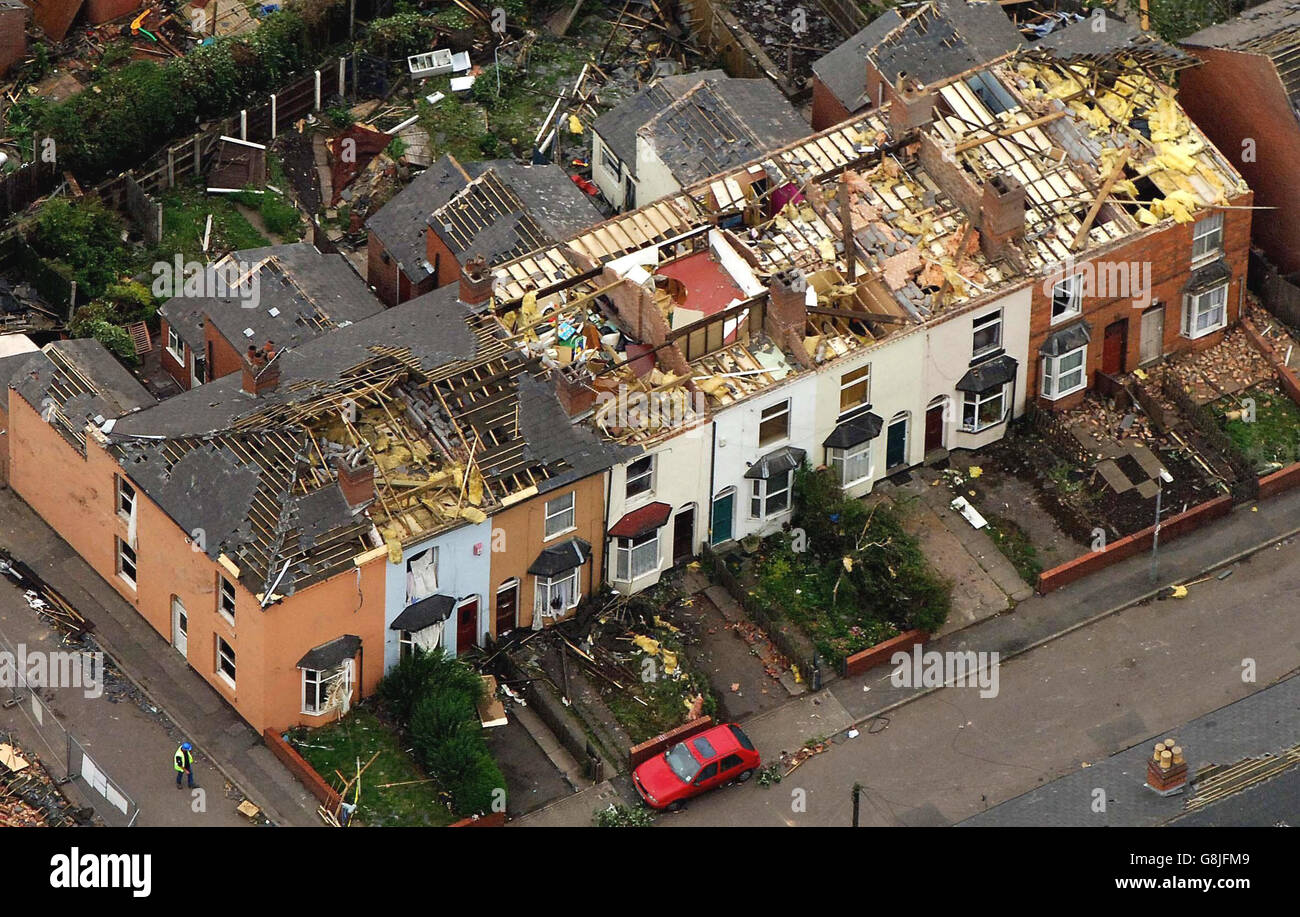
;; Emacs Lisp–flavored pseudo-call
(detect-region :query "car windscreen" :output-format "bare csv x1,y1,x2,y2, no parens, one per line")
666,742,701,781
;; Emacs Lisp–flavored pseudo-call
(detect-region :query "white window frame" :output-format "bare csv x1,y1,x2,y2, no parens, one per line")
600,145,620,179
827,442,873,488
625,454,655,501
758,399,791,446
1051,273,1084,324
399,630,417,663
543,491,576,540
216,636,236,689
218,576,237,625
116,538,137,589
166,325,185,363
1182,283,1228,339
116,475,135,520
301,660,353,716
613,530,660,583
1191,212,1224,267
961,385,1007,432
972,309,1003,358
838,365,870,416
534,567,581,619
1041,345,1087,400
749,470,793,520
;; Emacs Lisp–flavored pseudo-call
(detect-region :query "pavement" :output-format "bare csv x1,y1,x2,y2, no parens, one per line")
0,578,253,827
518,483,1300,826
0,487,320,827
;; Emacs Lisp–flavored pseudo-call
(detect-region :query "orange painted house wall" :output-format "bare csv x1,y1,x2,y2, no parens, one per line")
488,473,607,634
7,393,387,732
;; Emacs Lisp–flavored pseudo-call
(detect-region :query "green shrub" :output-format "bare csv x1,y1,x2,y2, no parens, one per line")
27,198,133,300
594,803,655,827
84,320,138,366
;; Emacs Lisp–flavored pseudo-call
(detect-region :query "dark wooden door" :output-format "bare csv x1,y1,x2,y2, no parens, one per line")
886,416,908,469
495,584,517,637
456,599,478,655
1103,319,1128,376
924,403,945,452
672,507,695,564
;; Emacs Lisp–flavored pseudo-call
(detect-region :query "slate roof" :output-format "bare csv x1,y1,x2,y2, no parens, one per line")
367,156,601,283
296,634,362,669
869,0,1022,88
390,594,456,631
591,70,725,178
364,154,472,283
11,340,156,452
823,412,883,449
528,537,592,577
811,9,906,111
107,277,628,598
636,78,808,187
1185,2,1300,116
744,445,807,480
159,242,384,353
1032,13,1192,67
955,354,1017,392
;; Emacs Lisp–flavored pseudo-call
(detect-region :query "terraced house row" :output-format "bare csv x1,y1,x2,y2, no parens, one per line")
0,18,1251,733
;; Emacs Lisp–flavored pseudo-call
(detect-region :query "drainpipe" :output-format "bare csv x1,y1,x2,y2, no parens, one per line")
706,420,717,547
601,469,612,590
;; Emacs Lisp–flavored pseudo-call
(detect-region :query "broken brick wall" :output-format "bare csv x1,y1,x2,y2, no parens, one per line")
157,320,192,392
0,2,27,78
203,316,250,385
811,78,853,133
367,234,435,308
1179,47,1300,275
424,226,466,290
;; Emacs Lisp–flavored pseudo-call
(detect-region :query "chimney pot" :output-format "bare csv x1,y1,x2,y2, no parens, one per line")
335,457,376,508
459,253,494,307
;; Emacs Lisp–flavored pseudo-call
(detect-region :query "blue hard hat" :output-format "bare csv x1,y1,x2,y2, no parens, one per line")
181,742,192,751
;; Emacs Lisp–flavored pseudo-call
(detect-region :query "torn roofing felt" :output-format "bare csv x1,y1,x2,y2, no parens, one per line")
812,8,906,110
159,242,384,353
869,0,1023,88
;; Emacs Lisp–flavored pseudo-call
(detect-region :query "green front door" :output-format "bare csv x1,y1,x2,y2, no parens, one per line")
711,492,734,545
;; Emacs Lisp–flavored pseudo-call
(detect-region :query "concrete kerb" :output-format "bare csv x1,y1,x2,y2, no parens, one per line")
79,626,296,827
835,516,1300,735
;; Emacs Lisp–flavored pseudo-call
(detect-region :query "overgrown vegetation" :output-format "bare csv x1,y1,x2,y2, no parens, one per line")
26,198,135,300
594,802,655,827
231,156,305,241
376,649,505,817
1213,383,1300,472
739,467,951,664
288,707,456,827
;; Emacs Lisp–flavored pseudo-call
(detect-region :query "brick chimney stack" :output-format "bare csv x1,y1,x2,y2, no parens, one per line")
335,457,376,508
459,254,494,308
241,341,281,397
765,269,814,369
978,174,1027,259
1145,738,1188,796
888,74,936,134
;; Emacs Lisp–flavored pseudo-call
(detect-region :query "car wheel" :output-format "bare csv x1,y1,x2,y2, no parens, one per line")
737,769,753,783
667,800,684,812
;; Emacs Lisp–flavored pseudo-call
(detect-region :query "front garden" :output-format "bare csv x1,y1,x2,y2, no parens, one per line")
724,467,952,665
1210,381,1300,473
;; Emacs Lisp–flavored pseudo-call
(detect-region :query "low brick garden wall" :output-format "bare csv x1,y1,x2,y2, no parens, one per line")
841,629,928,679
1036,494,1233,594
264,728,341,813
1240,314,1300,498
628,716,714,770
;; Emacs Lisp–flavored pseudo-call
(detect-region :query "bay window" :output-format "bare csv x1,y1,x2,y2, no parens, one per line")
962,385,1007,432
827,442,872,487
1182,284,1228,339
750,470,792,519
535,568,580,618
614,531,660,582
1041,345,1087,400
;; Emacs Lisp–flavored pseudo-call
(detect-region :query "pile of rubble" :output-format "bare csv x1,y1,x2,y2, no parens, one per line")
1162,326,1274,405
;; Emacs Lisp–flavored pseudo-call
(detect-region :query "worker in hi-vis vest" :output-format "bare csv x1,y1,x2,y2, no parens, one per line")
174,742,196,789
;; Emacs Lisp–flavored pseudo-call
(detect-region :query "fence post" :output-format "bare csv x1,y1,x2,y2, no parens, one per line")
315,70,322,110
271,93,277,140
166,148,175,189
338,57,346,99
240,109,247,141
194,132,202,176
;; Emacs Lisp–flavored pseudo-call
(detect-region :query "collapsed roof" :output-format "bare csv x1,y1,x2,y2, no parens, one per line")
869,0,1024,88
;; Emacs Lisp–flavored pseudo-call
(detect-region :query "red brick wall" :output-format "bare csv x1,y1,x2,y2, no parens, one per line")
842,628,928,678
1030,197,1253,409
425,227,462,289
158,319,191,391
628,717,714,770
366,234,436,307
0,4,27,77
84,0,141,23
1180,48,1300,274
810,79,852,132
203,317,246,384
263,728,342,812
1036,494,1233,593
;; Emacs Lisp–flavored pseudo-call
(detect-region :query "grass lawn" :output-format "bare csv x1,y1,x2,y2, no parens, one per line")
985,514,1043,585
157,184,268,262
287,707,457,827
1213,383,1300,472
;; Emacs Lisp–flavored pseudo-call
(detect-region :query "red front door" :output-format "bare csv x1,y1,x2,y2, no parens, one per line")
924,403,945,453
456,599,478,655
1102,319,1127,376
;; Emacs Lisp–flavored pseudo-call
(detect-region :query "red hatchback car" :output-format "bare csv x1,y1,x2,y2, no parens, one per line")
633,723,761,810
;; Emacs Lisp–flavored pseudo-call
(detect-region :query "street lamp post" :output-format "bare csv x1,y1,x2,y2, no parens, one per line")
1150,468,1173,581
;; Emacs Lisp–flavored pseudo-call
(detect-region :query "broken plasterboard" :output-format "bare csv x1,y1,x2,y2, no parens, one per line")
0,743,30,773
450,75,477,93
478,675,508,728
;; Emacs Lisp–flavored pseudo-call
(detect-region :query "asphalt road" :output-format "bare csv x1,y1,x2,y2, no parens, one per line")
663,536,1300,827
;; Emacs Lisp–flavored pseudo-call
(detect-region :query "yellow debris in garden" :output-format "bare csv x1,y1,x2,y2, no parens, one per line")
661,650,679,676
634,634,661,656
791,665,802,684
567,114,582,134
969,466,983,478
653,615,680,633
842,556,853,573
